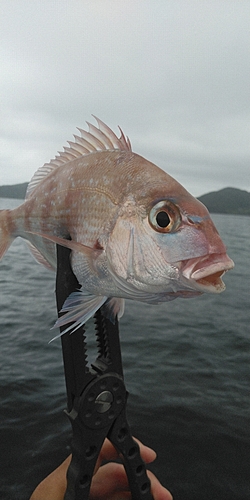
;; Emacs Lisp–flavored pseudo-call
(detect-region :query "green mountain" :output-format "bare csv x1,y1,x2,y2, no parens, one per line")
0,183,28,199
197,187,250,215
0,183,249,215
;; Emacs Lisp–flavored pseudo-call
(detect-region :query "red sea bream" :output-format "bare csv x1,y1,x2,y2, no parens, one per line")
0,117,234,336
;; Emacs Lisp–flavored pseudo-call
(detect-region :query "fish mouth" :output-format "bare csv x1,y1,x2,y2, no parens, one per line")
181,253,234,293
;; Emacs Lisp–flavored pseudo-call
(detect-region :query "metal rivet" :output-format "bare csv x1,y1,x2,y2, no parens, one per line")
95,391,113,413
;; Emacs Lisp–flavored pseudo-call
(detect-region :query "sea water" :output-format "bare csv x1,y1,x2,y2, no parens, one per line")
0,198,249,500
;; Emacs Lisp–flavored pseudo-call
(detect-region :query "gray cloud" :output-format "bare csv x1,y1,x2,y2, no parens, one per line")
1,0,249,196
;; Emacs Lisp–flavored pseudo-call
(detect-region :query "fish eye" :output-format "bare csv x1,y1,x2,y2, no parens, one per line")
156,211,170,228
149,200,181,233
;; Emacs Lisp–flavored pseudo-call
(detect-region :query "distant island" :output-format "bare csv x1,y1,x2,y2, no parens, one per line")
0,183,28,200
198,187,250,216
0,183,249,215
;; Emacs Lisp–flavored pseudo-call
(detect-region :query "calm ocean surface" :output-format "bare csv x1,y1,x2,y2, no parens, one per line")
0,198,249,500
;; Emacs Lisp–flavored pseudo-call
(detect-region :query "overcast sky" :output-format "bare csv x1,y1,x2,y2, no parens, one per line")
1,0,249,196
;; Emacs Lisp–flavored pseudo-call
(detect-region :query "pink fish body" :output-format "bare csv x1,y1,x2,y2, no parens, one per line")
0,117,234,335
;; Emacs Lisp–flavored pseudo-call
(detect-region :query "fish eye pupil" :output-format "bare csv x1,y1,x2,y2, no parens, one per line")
156,211,170,228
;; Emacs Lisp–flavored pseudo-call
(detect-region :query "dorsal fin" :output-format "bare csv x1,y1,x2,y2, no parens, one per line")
26,116,132,198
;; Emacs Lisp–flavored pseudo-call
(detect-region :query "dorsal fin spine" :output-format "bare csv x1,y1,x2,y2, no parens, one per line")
63,146,79,158
73,135,96,152
93,116,122,149
86,122,114,149
77,128,104,149
58,151,75,161
25,117,132,198
67,141,90,155
118,126,130,150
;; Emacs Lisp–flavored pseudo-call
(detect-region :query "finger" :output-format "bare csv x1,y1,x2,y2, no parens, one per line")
95,437,157,471
90,463,173,500
29,456,71,500
133,437,157,464
90,462,130,499
94,439,120,472
147,470,173,500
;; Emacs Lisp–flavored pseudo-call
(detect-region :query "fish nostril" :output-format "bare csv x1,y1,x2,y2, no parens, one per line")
94,239,103,250
187,215,205,226
187,216,196,225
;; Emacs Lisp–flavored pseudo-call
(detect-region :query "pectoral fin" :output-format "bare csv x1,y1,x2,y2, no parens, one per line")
26,231,103,259
50,292,125,341
103,297,125,323
50,291,107,340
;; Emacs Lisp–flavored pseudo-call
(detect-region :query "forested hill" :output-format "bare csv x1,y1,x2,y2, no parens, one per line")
197,187,250,215
0,183,249,215
0,183,28,199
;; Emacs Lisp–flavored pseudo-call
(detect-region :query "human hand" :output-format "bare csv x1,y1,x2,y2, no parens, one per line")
30,438,173,500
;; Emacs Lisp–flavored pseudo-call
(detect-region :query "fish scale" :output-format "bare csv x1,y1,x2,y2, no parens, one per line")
0,116,234,337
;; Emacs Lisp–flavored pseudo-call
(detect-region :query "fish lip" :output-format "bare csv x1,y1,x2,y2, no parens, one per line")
181,253,235,293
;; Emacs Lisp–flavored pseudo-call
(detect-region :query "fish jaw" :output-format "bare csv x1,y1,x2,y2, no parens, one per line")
180,253,234,293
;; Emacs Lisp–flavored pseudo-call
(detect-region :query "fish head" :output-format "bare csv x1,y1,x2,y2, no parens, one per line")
106,159,234,299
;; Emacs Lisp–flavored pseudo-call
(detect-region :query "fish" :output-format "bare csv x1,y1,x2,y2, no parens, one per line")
0,116,234,337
